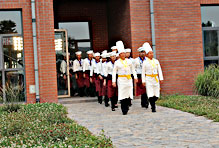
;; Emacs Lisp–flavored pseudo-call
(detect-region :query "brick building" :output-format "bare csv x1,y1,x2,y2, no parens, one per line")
0,0,218,103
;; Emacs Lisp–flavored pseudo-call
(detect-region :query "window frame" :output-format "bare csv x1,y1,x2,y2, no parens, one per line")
58,21,93,51
201,5,219,66
202,27,219,61
0,9,26,103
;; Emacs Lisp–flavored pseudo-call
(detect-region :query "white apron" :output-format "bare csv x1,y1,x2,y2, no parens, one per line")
112,58,137,101
142,58,163,98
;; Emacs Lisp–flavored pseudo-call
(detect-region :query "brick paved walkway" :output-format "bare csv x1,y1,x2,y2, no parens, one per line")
64,99,219,148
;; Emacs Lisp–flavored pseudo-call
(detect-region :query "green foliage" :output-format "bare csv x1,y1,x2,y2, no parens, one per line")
0,103,113,147
158,94,219,122
195,64,219,98
0,85,24,113
0,20,17,34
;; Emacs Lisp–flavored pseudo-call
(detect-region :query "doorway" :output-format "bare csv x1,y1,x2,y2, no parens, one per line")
55,29,71,98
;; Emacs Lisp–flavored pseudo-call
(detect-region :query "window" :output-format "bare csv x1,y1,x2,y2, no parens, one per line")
201,6,219,67
0,10,22,34
0,10,25,103
58,22,92,59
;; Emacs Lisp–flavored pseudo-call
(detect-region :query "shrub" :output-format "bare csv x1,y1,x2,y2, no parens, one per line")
195,64,219,98
0,85,24,113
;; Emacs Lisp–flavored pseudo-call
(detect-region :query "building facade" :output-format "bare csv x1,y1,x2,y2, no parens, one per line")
0,0,218,103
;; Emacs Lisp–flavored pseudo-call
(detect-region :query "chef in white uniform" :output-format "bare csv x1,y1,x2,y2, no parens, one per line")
104,51,118,111
134,47,149,108
90,52,102,103
83,50,95,97
142,42,164,112
73,51,84,97
112,41,138,115
100,52,109,107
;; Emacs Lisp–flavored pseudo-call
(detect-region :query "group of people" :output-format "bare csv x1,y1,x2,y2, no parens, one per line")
64,41,164,115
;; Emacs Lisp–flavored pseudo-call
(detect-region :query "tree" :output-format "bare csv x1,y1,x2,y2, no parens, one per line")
0,20,18,34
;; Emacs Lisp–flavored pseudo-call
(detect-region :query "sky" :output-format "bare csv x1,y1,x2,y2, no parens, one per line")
59,22,90,40
201,6,219,27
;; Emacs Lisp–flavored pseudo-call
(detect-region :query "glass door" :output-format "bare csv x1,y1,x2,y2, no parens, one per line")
54,29,70,98
0,34,25,103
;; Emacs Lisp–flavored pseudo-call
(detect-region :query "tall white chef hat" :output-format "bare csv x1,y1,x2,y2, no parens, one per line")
86,50,94,54
101,52,107,58
75,51,82,55
111,46,117,50
137,47,145,52
106,52,111,58
143,42,153,54
116,41,126,54
102,50,108,54
110,51,117,57
125,48,131,53
94,52,100,57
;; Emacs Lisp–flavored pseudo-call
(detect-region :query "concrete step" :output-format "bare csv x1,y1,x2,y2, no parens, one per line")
59,97,97,104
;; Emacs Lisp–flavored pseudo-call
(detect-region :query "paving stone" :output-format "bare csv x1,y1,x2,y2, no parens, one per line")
64,98,219,148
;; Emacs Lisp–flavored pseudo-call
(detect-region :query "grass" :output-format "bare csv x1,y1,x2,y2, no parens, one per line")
0,103,113,147
157,94,219,122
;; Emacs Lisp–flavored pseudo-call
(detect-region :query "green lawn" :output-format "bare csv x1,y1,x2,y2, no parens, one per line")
0,103,113,147
157,95,219,122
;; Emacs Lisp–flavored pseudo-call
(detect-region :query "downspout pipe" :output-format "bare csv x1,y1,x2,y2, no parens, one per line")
150,0,156,58
31,0,40,103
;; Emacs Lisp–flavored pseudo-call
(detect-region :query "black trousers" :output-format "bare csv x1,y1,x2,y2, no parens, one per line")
141,93,149,108
97,91,102,104
149,96,158,112
85,83,96,97
78,87,85,97
110,96,117,109
120,98,130,115
104,96,109,107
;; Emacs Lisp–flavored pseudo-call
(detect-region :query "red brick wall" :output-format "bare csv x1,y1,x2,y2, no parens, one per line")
54,0,108,52
201,0,219,4
35,0,57,103
129,0,205,95
0,0,58,103
107,0,132,49
129,0,152,58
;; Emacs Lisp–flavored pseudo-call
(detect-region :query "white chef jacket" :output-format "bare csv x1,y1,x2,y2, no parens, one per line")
90,60,101,77
60,60,67,75
73,59,83,72
112,58,137,100
142,57,164,98
134,57,146,75
83,58,94,72
101,61,107,77
104,61,114,77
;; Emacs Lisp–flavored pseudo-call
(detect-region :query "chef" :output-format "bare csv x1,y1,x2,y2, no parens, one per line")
112,41,138,115
142,42,164,112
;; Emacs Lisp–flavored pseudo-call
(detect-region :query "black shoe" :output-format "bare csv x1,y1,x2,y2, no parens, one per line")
105,104,109,107
152,109,156,112
112,108,115,111
123,112,127,115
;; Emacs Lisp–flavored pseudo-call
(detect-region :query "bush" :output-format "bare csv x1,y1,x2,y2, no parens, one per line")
195,64,219,98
